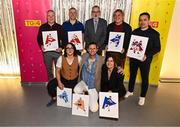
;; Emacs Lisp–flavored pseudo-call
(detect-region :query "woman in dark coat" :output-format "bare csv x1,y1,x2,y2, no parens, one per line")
100,55,126,99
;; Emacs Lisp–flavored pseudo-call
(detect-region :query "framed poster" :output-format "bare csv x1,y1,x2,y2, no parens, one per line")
72,94,89,117
107,32,125,53
68,31,83,50
99,92,119,119
127,35,149,60
57,87,72,108
42,31,58,52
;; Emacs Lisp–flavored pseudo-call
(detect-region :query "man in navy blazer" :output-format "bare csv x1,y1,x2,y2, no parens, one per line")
84,5,107,55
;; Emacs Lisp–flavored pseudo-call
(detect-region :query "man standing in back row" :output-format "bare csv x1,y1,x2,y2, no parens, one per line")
37,10,64,81
84,5,107,55
62,7,84,55
125,12,161,106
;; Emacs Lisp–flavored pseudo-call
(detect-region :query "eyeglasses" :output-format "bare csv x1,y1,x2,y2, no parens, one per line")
66,47,74,50
92,11,100,13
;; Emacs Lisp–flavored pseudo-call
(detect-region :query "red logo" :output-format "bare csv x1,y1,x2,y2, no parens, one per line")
70,34,81,44
150,21,159,28
45,34,56,46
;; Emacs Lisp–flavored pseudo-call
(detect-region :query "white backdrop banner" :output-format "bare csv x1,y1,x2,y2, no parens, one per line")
52,0,132,24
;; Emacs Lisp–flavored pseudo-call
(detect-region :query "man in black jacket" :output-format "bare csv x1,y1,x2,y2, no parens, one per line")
37,10,64,81
125,12,161,106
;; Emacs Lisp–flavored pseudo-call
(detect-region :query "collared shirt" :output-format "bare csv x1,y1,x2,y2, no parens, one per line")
81,54,99,89
62,20,84,43
93,18,99,24
93,18,99,33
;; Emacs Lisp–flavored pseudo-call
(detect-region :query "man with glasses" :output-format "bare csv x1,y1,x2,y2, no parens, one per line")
84,5,107,55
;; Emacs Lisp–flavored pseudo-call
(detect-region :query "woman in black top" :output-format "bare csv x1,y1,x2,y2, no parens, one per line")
100,55,126,99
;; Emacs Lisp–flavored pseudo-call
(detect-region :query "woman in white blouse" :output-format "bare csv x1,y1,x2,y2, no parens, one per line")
46,43,81,107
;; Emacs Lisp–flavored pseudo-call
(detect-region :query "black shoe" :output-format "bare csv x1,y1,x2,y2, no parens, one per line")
84,91,88,95
119,96,125,101
46,99,56,107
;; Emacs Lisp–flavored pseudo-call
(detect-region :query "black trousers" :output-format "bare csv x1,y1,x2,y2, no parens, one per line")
43,52,60,81
128,58,152,97
47,77,78,98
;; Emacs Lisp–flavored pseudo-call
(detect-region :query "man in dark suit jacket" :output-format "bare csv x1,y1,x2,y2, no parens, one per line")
84,5,107,55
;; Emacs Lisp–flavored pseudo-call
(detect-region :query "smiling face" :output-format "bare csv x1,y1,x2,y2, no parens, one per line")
106,57,115,70
66,44,74,56
69,8,77,20
91,6,100,19
47,11,55,24
88,44,98,57
139,15,150,30
113,11,123,24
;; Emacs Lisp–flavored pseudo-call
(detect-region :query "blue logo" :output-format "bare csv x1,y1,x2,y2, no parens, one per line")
102,96,116,111
110,34,121,47
58,91,68,103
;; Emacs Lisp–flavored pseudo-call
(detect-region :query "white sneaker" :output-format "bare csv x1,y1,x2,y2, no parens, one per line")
124,91,133,98
138,97,145,106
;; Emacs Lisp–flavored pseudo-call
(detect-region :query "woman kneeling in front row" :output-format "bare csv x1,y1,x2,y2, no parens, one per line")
101,55,126,99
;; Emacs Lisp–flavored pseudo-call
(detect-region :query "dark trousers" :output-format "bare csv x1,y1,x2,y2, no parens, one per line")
47,77,78,98
43,52,60,81
128,58,152,97
76,50,82,56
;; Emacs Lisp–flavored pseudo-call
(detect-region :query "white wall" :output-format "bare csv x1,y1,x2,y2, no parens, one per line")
160,0,180,79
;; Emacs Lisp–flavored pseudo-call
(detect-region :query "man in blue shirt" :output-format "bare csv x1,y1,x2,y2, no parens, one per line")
62,7,84,55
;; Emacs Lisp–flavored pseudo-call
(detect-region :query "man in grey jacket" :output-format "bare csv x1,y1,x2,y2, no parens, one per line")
84,5,107,55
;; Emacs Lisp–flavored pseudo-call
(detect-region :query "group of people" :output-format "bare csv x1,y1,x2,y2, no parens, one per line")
37,5,161,110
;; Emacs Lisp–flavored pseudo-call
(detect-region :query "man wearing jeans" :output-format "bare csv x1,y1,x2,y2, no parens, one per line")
74,42,104,112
